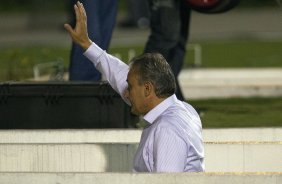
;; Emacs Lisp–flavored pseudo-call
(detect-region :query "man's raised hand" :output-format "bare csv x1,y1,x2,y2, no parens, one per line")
64,1,92,50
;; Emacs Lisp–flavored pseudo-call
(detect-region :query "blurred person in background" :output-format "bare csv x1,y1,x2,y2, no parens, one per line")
68,0,118,81
119,0,150,29
144,0,191,101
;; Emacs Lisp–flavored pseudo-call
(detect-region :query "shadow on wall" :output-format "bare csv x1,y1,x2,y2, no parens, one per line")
0,143,138,172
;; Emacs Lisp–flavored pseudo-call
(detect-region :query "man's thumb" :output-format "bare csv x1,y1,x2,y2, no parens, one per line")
64,24,75,36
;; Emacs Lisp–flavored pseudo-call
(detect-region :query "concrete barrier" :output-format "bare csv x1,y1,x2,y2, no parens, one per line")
0,172,281,184
0,129,281,172
179,68,282,99
0,128,281,143
0,142,281,172
0,143,137,172
204,142,282,172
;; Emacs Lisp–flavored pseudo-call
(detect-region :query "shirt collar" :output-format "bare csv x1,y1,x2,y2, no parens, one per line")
143,94,178,124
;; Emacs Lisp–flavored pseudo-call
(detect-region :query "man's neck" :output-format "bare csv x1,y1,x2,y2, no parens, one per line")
144,96,167,115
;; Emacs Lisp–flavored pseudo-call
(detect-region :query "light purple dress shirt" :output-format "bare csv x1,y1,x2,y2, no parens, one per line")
84,43,205,172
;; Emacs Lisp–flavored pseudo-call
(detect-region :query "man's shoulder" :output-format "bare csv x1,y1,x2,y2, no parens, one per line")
162,101,199,119
155,101,202,131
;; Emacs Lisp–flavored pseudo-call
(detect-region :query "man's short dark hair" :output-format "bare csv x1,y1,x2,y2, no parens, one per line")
129,53,176,98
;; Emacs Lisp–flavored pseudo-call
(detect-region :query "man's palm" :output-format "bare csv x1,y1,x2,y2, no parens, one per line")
64,2,92,50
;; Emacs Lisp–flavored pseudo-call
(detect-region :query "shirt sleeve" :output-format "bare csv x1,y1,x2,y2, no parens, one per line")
153,125,187,172
83,43,130,104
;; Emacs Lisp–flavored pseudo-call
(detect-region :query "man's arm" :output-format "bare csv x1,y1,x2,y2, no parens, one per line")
84,44,130,103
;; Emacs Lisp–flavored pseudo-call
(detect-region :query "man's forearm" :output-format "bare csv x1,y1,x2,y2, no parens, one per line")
84,43,130,104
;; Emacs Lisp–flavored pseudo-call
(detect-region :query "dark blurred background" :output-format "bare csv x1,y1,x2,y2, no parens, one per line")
0,0,278,12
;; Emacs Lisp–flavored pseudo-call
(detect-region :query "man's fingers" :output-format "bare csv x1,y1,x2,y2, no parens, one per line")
77,2,82,19
77,2,86,22
79,2,87,22
74,4,80,26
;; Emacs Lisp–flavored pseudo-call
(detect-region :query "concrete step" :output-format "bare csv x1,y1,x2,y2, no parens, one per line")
179,68,282,99
0,172,281,184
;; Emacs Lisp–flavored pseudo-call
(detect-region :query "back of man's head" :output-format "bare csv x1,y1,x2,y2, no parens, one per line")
130,53,176,98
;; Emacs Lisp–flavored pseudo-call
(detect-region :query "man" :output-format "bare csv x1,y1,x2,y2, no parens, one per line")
64,2,204,172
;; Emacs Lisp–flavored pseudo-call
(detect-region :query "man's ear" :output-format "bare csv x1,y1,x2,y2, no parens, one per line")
144,81,153,97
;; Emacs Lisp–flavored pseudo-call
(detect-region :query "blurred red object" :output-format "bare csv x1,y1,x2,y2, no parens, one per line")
187,0,219,7
185,0,240,13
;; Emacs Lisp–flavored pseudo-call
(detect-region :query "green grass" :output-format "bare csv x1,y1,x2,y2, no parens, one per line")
0,46,70,81
1,40,282,81
195,40,282,68
109,40,282,68
1,39,282,81
188,97,282,128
